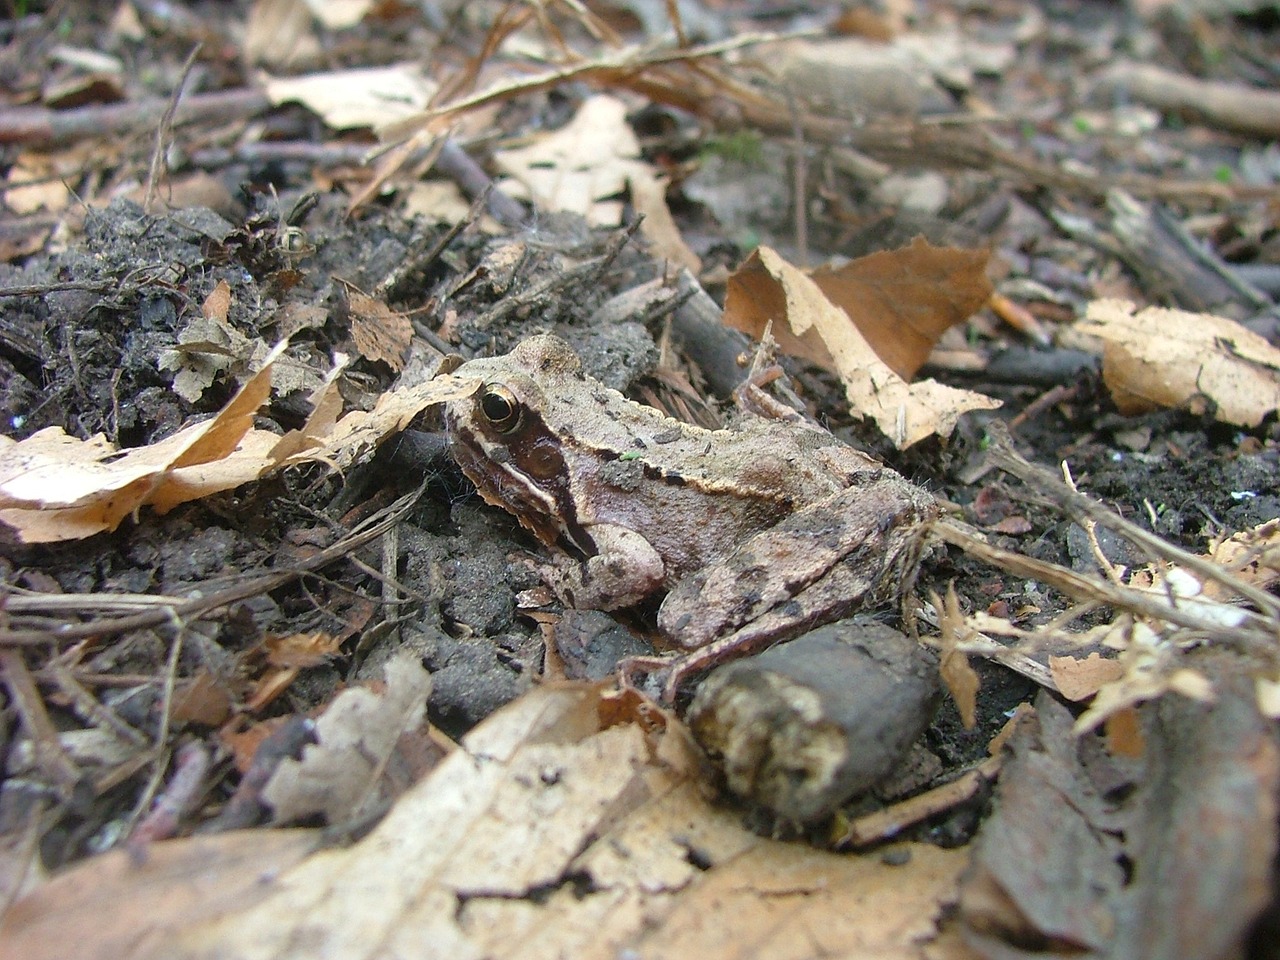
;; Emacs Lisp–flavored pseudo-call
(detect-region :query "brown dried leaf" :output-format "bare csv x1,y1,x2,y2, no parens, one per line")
934,586,980,729
1075,299,1280,427
202,280,232,323
1049,652,1125,702
809,237,993,380
0,344,284,543
264,631,343,669
171,671,237,728
274,373,481,470
0,352,479,542
348,291,412,371
0,830,320,960
725,246,1000,448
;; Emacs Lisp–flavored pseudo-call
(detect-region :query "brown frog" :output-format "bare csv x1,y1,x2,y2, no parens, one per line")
443,334,936,698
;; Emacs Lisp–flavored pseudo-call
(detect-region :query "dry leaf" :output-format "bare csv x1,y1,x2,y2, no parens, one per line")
0,830,320,960
245,0,320,69
275,373,481,470
0,344,284,543
264,631,343,669
1074,622,1216,735
301,0,372,28
809,237,993,380
1049,653,1125,702
1,685,968,960
263,653,432,824
347,291,413,371
157,285,268,403
0,351,480,542
725,246,1000,448
934,586,980,728
267,352,349,462
1206,520,1280,598
262,65,439,131
244,631,345,712
1075,299,1280,427
494,95,653,228
3,152,74,215
1103,706,1145,758
627,168,701,273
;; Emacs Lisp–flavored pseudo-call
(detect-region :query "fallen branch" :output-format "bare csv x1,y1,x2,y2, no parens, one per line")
0,88,270,148
1095,62,1280,139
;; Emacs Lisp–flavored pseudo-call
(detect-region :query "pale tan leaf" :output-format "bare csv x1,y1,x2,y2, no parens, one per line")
0,830,320,960
262,65,439,131
3,153,73,215
493,95,656,227
244,0,320,69
301,0,372,28
0,344,284,542
627,168,701,273
275,373,481,470
1075,299,1280,427
1,686,969,960
725,246,1000,448
263,653,432,824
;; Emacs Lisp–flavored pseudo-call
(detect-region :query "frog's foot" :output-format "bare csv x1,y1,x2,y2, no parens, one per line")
545,523,665,611
616,654,676,701
618,645,755,705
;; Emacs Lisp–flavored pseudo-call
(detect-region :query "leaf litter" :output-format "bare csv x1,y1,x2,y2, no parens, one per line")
0,1,1278,958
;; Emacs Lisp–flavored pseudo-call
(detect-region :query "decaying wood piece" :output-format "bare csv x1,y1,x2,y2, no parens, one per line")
686,619,939,824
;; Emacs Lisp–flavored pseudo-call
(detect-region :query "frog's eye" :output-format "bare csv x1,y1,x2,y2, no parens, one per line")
479,384,521,433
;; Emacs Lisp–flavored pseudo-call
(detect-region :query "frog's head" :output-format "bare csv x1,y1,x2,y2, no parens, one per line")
443,336,592,554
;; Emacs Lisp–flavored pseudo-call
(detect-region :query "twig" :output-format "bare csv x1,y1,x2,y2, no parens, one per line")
1095,62,1280,139
836,755,1002,848
143,44,203,213
0,648,82,800
203,716,316,832
382,31,810,140
435,139,528,226
0,280,120,298
0,485,429,647
932,517,1274,643
0,88,271,148
121,623,185,842
986,424,1280,620
128,740,211,847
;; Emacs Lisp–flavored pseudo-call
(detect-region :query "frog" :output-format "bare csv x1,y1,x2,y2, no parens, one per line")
442,334,937,700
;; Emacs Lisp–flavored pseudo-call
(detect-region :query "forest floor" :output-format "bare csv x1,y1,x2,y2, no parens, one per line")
1,1,1279,958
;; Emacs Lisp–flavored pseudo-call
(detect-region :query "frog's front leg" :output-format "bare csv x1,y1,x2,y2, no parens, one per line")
549,523,665,611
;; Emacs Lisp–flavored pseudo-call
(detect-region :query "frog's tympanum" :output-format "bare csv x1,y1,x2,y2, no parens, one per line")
443,334,936,698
